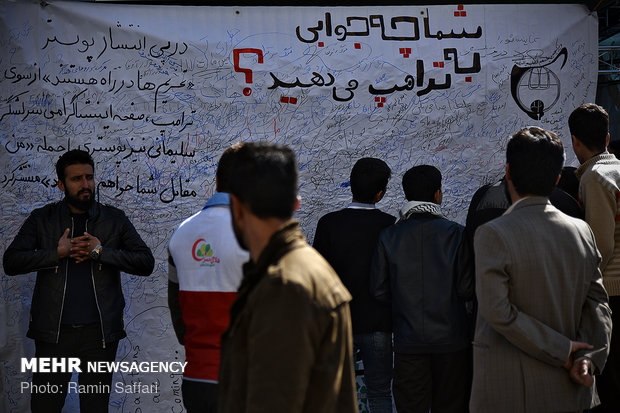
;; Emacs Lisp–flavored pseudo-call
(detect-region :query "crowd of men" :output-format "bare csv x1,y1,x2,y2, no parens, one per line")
3,102,619,413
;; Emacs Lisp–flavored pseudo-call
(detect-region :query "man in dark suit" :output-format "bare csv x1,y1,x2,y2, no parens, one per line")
470,126,612,412
314,157,396,413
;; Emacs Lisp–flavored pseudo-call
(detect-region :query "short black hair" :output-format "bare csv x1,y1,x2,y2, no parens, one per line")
402,165,442,202
56,149,94,184
506,127,564,197
558,166,579,200
227,142,298,220
568,103,609,153
216,142,244,193
350,157,391,203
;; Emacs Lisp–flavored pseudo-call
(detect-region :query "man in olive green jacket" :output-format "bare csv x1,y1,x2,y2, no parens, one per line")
218,142,358,413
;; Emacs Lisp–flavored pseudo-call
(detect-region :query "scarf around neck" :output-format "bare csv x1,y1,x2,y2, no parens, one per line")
399,200,443,221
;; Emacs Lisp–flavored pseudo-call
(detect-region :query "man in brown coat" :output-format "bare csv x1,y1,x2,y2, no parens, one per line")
217,142,358,413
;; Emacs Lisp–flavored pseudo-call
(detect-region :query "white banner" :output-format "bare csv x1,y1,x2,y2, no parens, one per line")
0,1,597,412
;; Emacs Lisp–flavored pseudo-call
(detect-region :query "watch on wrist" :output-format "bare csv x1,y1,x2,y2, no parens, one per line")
90,244,103,260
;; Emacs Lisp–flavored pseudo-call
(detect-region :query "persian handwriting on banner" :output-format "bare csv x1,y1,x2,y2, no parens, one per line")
1,171,53,189
268,48,481,99
5,136,67,155
84,140,197,160
5,136,196,161
42,28,188,60
4,66,135,94
0,99,193,132
98,175,197,203
267,72,358,101
0,77,195,132
296,11,482,43
3,68,194,105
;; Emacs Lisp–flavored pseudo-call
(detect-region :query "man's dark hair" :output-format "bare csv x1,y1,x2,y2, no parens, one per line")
350,157,391,203
56,149,95,183
402,165,442,202
558,166,579,200
506,126,565,197
227,142,298,220
216,142,244,193
609,139,620,160
568,103,609,153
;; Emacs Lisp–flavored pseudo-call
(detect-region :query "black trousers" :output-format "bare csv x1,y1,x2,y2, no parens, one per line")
182,379,218,413
393,348,471,413
31,323,119,413
591,295,620,413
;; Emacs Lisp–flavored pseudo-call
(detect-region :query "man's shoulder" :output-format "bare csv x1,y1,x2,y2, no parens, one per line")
97,202,125,214
318,208,395,231
379,214,462,246
586,161,620,187
438,215,464,229
470,181,510,212
580,154,620,178
95,202,129,220
399,213,463,230
30,200,62,215
317,208,347,224
269,244,352,308
479,201,591,239
176,205,229,226
319,207,394,221
169,207,234,247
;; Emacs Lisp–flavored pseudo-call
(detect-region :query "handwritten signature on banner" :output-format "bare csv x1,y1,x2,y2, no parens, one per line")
296,11,482,43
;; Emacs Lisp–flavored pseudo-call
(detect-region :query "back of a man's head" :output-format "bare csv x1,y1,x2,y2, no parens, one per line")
568,103,609,153
350,157,391,203
56,149,95,183
402,165,442,202
216,142,244,193
506,126,565,197
228,142,298,220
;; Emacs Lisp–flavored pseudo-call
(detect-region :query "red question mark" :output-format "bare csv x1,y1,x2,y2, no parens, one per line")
233,48,264,96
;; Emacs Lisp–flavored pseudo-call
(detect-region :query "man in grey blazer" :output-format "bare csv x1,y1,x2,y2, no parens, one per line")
470,126,613,412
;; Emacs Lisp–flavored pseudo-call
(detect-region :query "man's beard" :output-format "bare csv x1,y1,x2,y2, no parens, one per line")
230,212,248,251
66,189,94,212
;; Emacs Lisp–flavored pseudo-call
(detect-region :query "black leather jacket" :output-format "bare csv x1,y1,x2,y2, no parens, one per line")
370,212,474,354
3,199,154,346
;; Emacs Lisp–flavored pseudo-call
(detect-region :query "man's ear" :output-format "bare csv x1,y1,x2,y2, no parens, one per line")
293,195,301,212
230,194,244,222
374,189,386,203
434,189,443,205
606,133,610,148
57,179,65,193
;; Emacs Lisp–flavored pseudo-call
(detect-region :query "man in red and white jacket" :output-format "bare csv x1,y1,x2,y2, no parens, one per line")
168,144,248,413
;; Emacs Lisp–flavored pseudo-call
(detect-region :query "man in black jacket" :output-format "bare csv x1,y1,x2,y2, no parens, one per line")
314,157,396,413
370,165,473,413
3,149,154,413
